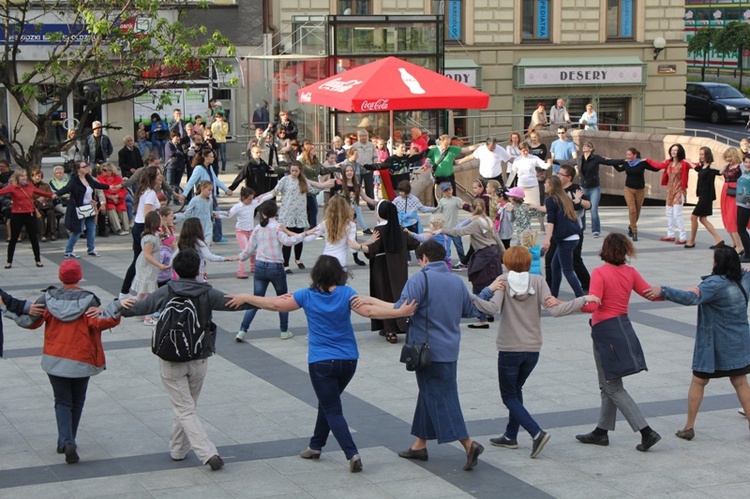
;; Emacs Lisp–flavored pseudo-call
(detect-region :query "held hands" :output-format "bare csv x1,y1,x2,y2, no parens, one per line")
226,190,233,197
158,263,171,271
175,193,186,203
644,286,662,301
119,298,137,309
346,238,359,250
225,255,239,262
489,276,506,293
544,295,562,308
85,306,102,318
28,303,46,316
224,293,250,309
583,295,601,305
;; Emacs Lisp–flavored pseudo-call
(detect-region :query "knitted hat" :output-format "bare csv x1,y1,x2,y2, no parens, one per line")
59,260,82,285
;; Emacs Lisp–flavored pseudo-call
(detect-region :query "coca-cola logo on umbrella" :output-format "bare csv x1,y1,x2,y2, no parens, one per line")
360,99,390,111
299,91,312,103
319,77,363,93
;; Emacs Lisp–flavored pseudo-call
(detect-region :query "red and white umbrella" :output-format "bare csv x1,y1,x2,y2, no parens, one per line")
297,56,489,113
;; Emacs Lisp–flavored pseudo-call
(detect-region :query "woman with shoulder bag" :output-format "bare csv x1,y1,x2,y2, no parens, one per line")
578,233,661,452
55,161,115,259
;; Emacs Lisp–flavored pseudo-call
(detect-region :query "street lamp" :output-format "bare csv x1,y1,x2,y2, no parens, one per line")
653,37,667,60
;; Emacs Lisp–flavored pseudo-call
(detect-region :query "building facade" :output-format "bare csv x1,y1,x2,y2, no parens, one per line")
265,0,686,143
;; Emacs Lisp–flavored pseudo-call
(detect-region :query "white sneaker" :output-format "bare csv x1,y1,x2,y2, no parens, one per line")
280,331,293,340
235,330,247,342
143,316,158,326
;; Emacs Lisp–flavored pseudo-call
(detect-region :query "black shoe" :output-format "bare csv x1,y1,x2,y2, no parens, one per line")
709,241,726,249
489,435,518,448
463,441,484,471
632,232,638,242
530,431,550,459
398,447,428,461
64,443,79,464
467,323,489,329
486,315,494,323
636,430,661,452
206,454,224,470
575,431,609,446
56,446,64,454
628,226,633,237
353,253,367,266
362,228,373,235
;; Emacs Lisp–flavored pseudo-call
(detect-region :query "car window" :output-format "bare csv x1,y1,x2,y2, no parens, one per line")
687,84,697,94
708,85,745,99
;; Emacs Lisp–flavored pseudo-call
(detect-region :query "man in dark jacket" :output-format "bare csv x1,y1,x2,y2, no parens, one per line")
117,136,143,178
229,145,273,194
120,249,255,471
82,121,113,165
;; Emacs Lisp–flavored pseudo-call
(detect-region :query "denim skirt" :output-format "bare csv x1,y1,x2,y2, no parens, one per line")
411,361,469,444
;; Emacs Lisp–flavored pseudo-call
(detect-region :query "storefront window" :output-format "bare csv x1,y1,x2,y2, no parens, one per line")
522,0,550,41
597,97,629,130
606,0,634,39
335,25,439,56
37,86,68,148
293,17,327,55
523,96,630,131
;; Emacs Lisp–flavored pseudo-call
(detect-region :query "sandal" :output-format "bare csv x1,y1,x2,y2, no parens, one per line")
385,332,398,344
4,263,11,269
35,262,43,268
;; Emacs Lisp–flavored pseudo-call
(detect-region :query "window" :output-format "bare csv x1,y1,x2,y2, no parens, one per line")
433,0,463,41
606,0,634,39
522,0,550,41
338,0,371,15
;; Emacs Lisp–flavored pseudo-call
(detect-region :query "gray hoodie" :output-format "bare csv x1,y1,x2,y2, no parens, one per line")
121,279,256,358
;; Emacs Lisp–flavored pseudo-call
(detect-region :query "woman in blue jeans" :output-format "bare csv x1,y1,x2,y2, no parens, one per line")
227,255,416,473
473,246,596,457
542,176,585,297
577,142,621,238
235,200,307,341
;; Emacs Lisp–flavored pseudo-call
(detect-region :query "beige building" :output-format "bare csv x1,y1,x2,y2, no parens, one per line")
272,0,687,140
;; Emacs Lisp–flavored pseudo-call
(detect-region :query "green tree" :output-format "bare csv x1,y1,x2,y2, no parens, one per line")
713,20,750,90
0,0,237,169
687,28,715,81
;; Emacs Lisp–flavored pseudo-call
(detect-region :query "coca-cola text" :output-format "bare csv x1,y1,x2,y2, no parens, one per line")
299,91,312,103
319,77,363,93
360,99,390,111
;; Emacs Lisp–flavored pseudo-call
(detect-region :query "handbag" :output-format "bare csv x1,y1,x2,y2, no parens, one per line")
76,203,96,219
591,315,647,381
726,186,737,197
400,271,431,372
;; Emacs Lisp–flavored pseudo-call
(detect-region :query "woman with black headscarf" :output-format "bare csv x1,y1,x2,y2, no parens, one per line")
353,200,419,344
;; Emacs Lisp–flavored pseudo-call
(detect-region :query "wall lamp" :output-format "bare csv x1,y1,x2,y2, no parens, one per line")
653,37,666,60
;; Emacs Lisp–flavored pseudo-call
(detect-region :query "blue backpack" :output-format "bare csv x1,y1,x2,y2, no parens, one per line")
737,170,750,206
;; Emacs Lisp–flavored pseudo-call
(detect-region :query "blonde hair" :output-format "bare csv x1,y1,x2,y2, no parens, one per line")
520,230,538,248
429,213,445,229
324,195,352,244
486,180,501,219
724,147,742,166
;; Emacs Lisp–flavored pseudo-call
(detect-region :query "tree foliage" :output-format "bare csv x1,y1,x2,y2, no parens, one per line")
687,28,715,57
712,21,750,56
0,0,236,169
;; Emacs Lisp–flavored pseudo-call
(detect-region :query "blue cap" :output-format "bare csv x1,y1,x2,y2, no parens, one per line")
440,182,452,191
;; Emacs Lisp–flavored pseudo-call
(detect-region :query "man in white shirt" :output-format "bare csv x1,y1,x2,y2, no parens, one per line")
456,138,512,186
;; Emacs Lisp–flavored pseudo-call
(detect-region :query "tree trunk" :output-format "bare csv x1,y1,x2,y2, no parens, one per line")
740,44,745,92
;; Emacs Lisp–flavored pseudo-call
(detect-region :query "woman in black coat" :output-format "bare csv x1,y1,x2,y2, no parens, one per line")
56,161,114,258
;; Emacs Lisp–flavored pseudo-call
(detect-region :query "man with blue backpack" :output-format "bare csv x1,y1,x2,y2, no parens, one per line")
120,248,255,470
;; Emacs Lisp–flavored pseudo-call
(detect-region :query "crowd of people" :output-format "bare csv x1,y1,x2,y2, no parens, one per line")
1,108,750,478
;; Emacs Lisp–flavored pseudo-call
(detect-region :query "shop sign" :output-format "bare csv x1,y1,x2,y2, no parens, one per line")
524,65,643,86
443,69,477,88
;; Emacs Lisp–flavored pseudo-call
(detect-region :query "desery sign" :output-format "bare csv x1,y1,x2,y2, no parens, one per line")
523,66,643,86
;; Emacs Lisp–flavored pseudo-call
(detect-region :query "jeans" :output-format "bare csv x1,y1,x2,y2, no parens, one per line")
412,361,469,444
497,352,541,439
544,236,590,290
165,168,183,189
582,185,601,233
217,142,227,171
125,194,134,222
449,235,466,264
65,216,96,254
240,261,289,332
121,222,145,294
306,195,318,228
308,359,359,459
550,238,584,297
159,358,218,463
212,216,223,242
47,374,89,450
152,139,167,159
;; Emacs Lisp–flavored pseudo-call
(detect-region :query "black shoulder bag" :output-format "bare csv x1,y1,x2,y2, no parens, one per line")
399,271,431,372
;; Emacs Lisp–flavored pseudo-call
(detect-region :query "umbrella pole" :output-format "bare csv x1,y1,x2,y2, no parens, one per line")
389,110,394,154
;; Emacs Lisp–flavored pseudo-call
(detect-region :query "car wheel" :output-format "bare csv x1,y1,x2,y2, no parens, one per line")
709,109,723,124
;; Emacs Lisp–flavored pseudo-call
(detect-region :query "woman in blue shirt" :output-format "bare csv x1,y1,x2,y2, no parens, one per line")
648,246,750,440
226,255,416,473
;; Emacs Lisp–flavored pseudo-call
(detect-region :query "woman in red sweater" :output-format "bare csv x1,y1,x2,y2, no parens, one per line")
0,170,54,268
576,233,662,452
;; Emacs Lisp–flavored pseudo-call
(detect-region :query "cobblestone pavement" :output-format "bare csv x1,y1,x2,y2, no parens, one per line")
1,192,748,498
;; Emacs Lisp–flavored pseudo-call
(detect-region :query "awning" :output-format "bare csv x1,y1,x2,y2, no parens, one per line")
514,56,646,88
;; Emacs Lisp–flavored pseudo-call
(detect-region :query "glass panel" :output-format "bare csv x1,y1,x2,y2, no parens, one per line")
335,24,438,55
338,0,371,15
522,0,534,39
332,110,442,143
294,22,326,55
37,87,69,148
606,0,619,38
598,97,629,131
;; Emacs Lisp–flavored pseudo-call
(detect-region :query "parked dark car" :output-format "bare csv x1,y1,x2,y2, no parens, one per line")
686,82,750,124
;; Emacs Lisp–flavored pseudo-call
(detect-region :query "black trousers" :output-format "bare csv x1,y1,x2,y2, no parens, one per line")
361,171,375,200
121,222,145,294
282,227,305,267
544,234,590,291
8,212,41,264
